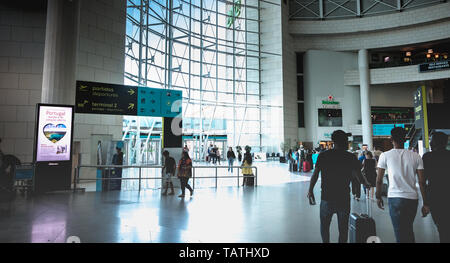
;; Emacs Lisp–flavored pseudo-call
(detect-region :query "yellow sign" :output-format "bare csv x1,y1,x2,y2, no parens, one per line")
421,86,429,149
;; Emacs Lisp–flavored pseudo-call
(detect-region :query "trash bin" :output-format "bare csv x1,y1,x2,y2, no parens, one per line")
102,167,122,191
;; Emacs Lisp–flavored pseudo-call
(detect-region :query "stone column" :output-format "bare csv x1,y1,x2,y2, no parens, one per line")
41,0,79,105
358,49,373,150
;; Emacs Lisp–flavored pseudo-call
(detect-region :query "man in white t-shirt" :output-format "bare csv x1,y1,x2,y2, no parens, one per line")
375,127,428,243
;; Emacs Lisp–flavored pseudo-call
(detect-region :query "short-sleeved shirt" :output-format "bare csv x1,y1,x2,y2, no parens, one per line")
165,157,176,174
315,149,361,202
422,149,450,206
377,149,424,200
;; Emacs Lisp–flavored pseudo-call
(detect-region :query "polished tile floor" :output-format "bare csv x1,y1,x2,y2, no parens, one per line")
0,162,440,243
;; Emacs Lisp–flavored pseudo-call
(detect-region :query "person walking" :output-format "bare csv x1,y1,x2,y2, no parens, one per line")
177,151,194,198
308,130,369,243
295,149,301,172
292,149,300,172
216,148,221,165
299,146,306,172
183,144,189,153
111,147,124,190
207,144,213,163
241,146,253,186
227,147,236,173
373,147,382,162
161,150,176,195
375,127,427,243
353,151,367,200
212,145,218,164
237,146,242,162
362,151,377,200
422,131,450,243
287,149,293,172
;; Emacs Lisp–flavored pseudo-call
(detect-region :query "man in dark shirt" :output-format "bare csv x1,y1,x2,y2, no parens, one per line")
308,130,368,243
111,147,124,190
162,150,176,195
422,131,450,242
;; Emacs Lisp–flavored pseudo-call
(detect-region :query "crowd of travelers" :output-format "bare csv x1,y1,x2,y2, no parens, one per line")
307,127,449,243
287,146,315,173
161,145,254,198
2,130,448,243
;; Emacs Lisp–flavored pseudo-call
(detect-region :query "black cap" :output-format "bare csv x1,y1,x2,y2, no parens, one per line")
331,130,352,142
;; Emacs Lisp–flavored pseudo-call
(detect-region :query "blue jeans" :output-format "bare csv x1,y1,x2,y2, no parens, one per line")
388,198,418,243
228,158,234,172
320,200,350,243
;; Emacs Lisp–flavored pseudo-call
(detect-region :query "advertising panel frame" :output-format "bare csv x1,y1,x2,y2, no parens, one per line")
33,103,75,164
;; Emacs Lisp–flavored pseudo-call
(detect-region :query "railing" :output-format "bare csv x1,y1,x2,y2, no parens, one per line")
369,59,449,69
372,119,414,124
74,164,258,192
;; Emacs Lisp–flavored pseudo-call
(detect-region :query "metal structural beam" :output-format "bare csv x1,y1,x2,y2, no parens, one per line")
289,0,444,20
125,0,263,161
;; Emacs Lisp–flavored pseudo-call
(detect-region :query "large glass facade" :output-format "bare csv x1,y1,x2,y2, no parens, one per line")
125,0,261,160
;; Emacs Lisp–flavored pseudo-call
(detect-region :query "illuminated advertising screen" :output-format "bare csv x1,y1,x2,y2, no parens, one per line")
318,109,342,127
35,104,74,162
372,124,405,136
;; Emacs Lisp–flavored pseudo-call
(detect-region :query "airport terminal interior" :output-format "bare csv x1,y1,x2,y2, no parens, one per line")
0,0,450,243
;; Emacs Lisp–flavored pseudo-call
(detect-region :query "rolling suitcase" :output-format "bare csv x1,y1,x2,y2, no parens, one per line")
244,175,254,186
349,197,376,243
303,161,311,172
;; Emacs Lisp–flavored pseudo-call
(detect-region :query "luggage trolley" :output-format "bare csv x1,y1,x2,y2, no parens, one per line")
14,163,34,194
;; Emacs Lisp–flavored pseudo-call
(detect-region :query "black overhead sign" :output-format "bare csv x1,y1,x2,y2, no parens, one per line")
419,60,449,73
75,81,138,116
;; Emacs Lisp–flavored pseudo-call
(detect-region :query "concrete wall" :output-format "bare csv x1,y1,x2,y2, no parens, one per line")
344,65,450,86
260,0,284,153
302,51,423,145
303,50,361,145
0,0,126,164
281,0,299,147
370,83,420,108
290,2,450,51
74,0,126,165
0,4,46,162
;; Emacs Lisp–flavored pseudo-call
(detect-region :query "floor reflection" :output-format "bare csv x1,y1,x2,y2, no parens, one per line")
0,162,440,243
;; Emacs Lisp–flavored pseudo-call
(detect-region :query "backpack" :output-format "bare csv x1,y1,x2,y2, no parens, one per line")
300,149,305,159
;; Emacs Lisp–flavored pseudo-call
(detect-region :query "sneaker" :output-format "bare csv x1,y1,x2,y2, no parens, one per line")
178,194,185,198
162,191,167,195
168,192,174,195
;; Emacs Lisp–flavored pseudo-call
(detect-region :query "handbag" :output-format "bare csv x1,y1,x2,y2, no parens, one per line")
361,167,367,178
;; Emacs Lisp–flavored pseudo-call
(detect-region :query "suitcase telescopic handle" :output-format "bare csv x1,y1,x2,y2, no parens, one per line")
366,194,372,217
